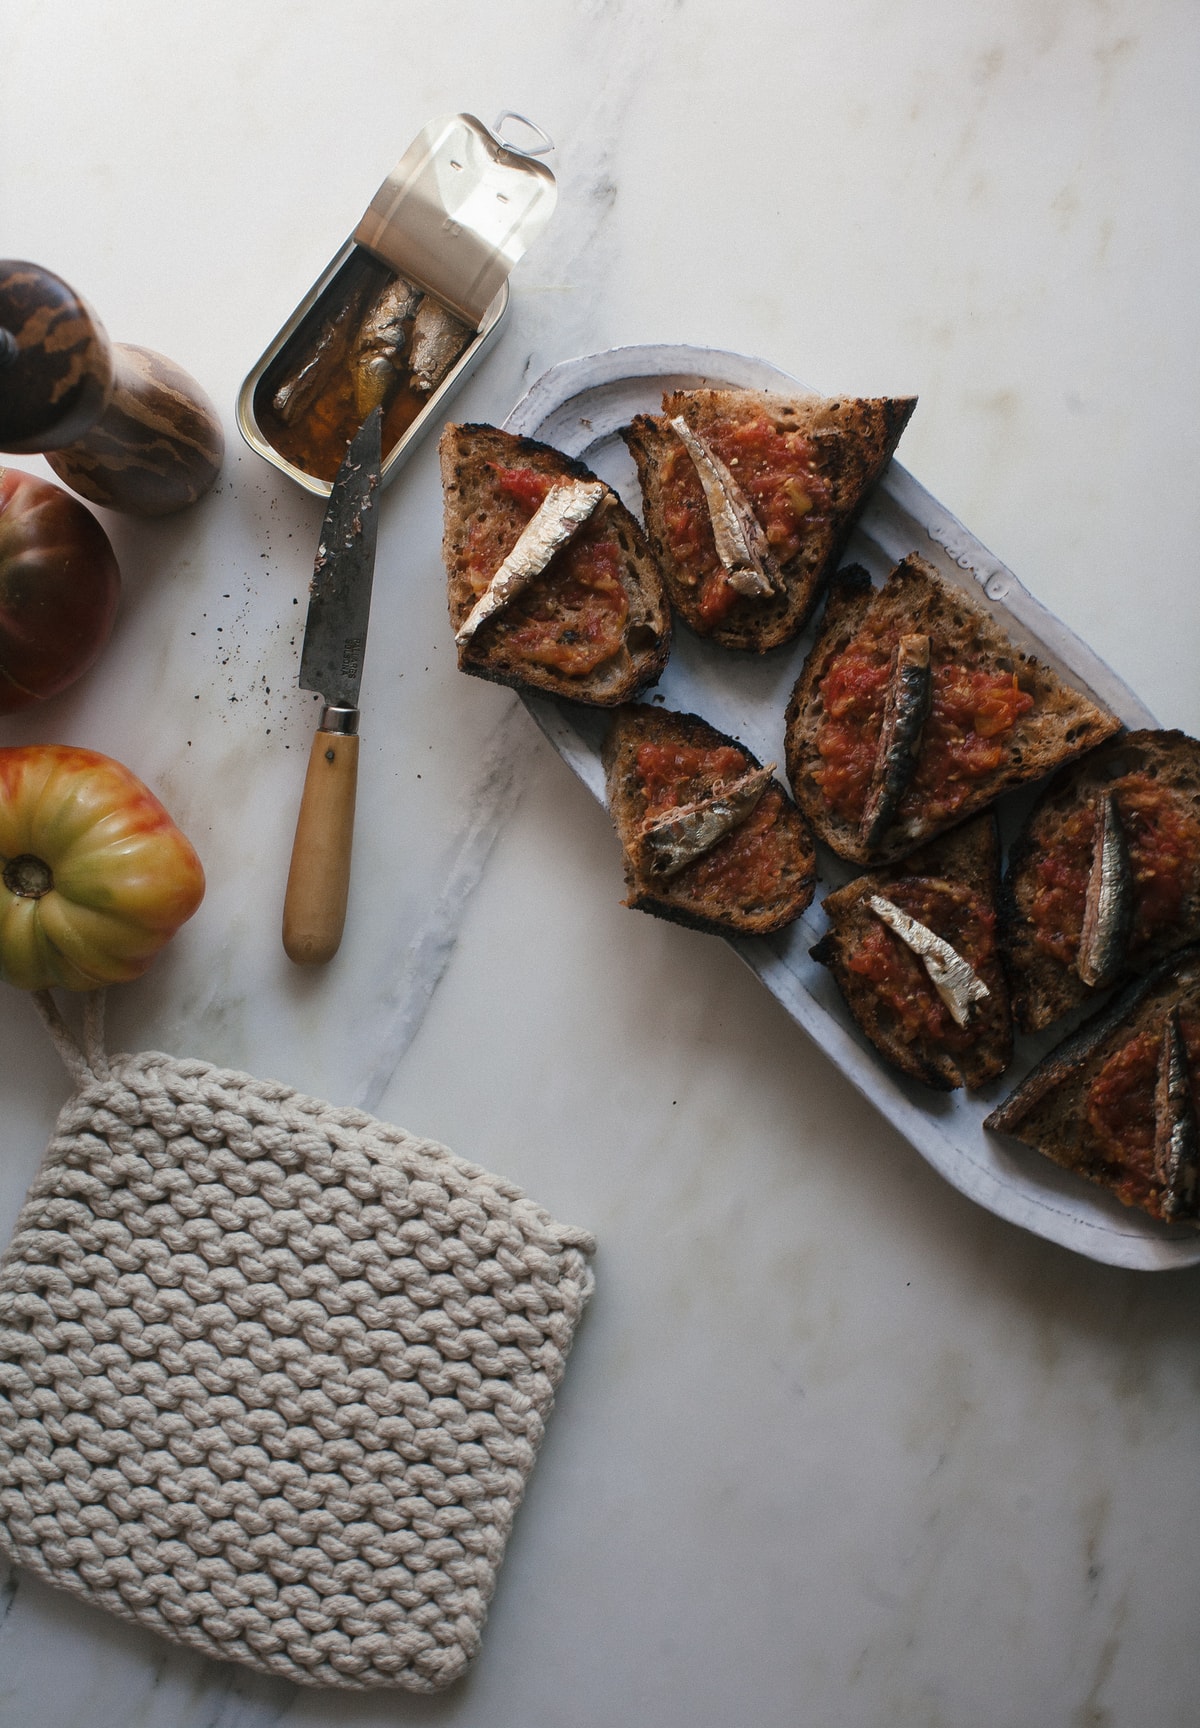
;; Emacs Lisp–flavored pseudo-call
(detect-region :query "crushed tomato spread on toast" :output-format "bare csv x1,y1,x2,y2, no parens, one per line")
1085,1013,1200,1212
1027,773,1200,965
658,414,829,625
846,877,997,1052
814,621,1034,826
464,465,629,674
634,740,789,904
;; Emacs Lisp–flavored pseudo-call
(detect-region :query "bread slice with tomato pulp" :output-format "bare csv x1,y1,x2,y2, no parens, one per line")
810,813,1013,1092
621,386,916,651
1001,729,1200,1034
440,423,671,704
985,946,1200,1225
784,556,1122,866
602,703,817,936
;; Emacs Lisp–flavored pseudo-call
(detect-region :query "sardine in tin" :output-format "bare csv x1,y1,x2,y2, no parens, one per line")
237,113,557,497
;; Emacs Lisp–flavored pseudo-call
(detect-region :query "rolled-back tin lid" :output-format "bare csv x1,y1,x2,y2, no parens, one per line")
354,113,557,329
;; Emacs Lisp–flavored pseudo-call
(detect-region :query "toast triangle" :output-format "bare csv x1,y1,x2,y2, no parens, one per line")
1002,728,1200,1033
986,946,1200,1223
622,386,915,651
784,555,1122,864
811,813,1013,1091
602,703,817,936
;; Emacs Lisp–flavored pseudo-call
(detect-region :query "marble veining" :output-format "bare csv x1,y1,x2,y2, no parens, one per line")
3,3,1200,1726
350,699,530,1115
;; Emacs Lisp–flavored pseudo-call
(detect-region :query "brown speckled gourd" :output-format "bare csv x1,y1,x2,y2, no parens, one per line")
0,260,223,515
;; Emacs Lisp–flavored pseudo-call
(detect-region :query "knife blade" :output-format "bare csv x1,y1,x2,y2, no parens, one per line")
282,406,383,964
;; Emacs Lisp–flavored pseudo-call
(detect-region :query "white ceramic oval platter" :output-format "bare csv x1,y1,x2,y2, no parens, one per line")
503,344,1198,1271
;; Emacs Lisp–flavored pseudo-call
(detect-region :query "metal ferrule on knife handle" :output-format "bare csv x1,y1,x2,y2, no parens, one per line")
282,409,383,965
319,704,360,734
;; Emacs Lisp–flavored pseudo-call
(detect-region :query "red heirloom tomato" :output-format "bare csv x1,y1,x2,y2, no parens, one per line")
0,745,205,990
0,467,121,715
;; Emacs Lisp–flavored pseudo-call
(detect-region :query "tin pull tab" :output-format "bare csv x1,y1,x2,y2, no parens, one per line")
492,112,555,156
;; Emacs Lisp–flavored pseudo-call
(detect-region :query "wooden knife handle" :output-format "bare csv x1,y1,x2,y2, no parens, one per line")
282,728,359,965
0,259,223,515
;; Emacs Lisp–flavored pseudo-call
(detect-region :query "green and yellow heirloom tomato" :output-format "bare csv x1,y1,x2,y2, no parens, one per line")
0,745,204,990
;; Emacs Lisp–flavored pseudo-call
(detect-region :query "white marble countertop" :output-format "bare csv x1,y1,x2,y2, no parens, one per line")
3,3,1200,1723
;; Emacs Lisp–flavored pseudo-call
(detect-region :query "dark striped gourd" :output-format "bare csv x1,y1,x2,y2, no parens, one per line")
0,260,223,515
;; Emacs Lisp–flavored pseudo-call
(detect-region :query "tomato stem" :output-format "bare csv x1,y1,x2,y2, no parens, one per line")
3,853,53,898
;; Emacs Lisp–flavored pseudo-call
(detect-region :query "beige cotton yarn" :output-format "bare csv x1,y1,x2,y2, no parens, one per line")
0,992,595,1690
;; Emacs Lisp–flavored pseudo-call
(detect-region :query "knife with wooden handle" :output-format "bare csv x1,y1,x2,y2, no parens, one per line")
282,407,383,964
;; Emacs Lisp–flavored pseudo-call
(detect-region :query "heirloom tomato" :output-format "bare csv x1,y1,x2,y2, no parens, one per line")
0,467,121,715
0,745,204,990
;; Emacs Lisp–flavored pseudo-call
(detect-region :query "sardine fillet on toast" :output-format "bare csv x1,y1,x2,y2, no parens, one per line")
1001,729,1200,1033
811,814,1013,1092
603,704,817,937
784,555,1122,866
440,423,671,705
622,387,916,652
986,947,1200,1225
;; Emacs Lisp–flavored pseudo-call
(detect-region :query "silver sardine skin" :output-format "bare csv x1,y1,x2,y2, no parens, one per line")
410,295,473,393
867,893,990,1028
635,763,776,879
1154,1007,1200,1219
1077,790,1134,990
455,479,607,644
668,416,780,600
860,633,932,850
353,275,423,416
272,276,373,425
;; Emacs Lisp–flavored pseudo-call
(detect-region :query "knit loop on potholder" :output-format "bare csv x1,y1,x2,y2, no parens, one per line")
0,995,595,1691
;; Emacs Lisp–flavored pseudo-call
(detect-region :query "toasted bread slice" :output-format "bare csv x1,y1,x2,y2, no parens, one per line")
1002,730,1200,1033
622,387,915,651
986,947,1200,1224
440,423,670,704
784,556,1122,865
602,704,817,936
811,814,1013,1091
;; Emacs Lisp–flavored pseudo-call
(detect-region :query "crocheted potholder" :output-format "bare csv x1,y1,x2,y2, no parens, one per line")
0,994,595,1691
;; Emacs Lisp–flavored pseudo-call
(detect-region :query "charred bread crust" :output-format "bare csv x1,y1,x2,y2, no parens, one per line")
985,945,1200,1223
622,387,915,652
439,422,671,705
783,554,1123,866
811,813,1013,1091
602,703,817,937
1001,729,1200,1034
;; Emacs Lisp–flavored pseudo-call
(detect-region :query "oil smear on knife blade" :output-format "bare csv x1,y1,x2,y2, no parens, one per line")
311,463,381,592
668,415,780,600
456,478,606,644
867,892,989,1028
635,763,776,880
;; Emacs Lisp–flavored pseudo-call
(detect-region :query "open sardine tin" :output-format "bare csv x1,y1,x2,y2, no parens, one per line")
237,113,557,496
